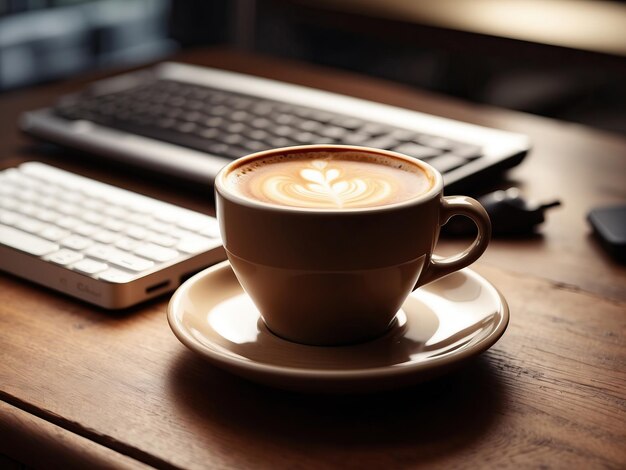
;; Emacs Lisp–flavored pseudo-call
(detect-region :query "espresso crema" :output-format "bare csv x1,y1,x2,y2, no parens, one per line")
225,151,434,209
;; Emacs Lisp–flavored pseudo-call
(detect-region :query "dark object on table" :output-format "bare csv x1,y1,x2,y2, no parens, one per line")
444,188,561,236
20,62,530,191
588,205,626,264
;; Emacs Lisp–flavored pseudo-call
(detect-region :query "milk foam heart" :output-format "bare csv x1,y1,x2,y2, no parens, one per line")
226,151,433,209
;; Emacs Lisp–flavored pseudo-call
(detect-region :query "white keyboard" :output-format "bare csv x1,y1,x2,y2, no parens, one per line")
0,162,225,308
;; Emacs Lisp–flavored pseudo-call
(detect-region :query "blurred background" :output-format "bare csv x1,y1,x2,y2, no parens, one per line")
1,0,625,134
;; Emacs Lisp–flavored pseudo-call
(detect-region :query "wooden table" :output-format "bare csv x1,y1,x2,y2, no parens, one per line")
1,49,625,469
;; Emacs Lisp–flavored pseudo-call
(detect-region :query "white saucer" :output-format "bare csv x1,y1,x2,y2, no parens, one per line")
167,261,509,393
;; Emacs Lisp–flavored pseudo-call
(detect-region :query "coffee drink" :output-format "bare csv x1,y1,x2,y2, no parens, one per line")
224,150,434,209
216,145,491,346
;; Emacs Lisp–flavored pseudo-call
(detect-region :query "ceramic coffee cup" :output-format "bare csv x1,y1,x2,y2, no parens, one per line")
215,145,491,346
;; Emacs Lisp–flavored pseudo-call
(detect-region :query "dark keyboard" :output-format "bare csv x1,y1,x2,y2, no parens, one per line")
54,79,483,175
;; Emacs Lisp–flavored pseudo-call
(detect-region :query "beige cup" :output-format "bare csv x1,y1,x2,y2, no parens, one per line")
215,145,491,346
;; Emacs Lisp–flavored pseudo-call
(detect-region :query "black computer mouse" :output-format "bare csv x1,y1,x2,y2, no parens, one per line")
444,188,561,236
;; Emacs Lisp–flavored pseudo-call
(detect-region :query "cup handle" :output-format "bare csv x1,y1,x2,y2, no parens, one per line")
415,196,491,288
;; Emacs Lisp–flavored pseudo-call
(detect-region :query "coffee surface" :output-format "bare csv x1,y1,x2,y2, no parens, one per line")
225,151,433,209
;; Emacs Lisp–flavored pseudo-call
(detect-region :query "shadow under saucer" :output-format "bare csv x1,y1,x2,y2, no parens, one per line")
166,350,507,468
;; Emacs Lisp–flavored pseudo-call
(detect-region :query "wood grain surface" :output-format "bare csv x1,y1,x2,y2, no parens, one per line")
0,265,624,469
0,401,149,470
1,48,625,469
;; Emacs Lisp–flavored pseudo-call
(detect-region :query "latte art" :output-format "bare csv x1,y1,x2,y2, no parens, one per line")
226,151,433,209
262,160,395,208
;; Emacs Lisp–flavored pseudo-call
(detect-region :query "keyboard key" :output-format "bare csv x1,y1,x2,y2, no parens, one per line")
177,122,198,133
293,132,319,144
177,234,217,254
126,213,153,225
204,117,224,128
40,226,71,241
15,189,39,202
0,198,19,211
246,129,270,141
319,126,347,140
71,258,109,275
273,126,293,137
427,154,468,173
0,209,20,226
45,249,84,266
145,219,171,233
389,129,419,141
33,208,61,223
198,128,220,139
153,211,179,224
0,225,59,256
3,170,39,189
181,111,202,123
19,163,72,187
56,202,81,216
103,206,129,219
450,144,482,159
267,136,294,148
416,135,454,150
207,105,229,116
178,215,214,232
38,184,62,197
0,184,14,196
61,235,93,250
275,114,300,126
251,102,274,115
93,230,121,244
134,243,179,262
83,199,106,211
115,237,142,251
41,198,59,209
148,233,178,247
341,133,370,145
308,110,334,123
102,218,127,232
393,143,442,160
185,101,203,112
86,244,153,272
242,140,270,152
298,121,323,133
98,268,135,284
229,97,252,109
57,216,82,230
58,191,84,204
163,226,194,239
360,123,392,136
168,96,185,107
198,224,221,239
206,143,229,155
221,145,247,159
329,117,363,130
157,118,176,129
362,137,400,150
85,244,118,261
223,134,245,145
208,92,227,104
15,216,45,234
250,117,272,129
17,202,37,216
108,252,154,272
74,224,98,237
126,225,152,240
230,110,251,122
